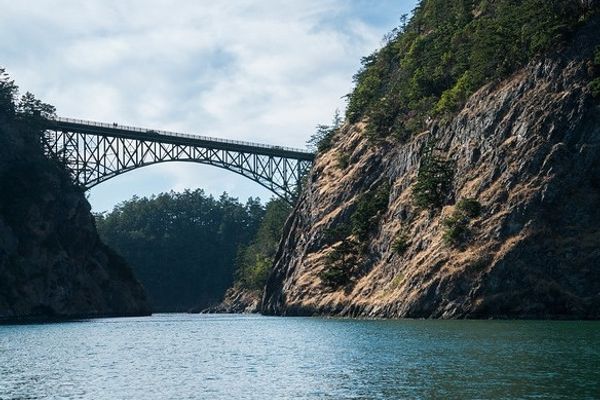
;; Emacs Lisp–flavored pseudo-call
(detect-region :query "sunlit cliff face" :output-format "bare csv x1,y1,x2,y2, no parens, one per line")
263,16,600,319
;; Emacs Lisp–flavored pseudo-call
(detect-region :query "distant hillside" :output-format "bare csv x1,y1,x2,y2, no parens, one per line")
96,191,270,312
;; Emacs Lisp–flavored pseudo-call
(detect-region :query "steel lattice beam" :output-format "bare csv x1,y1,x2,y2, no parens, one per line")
42,117,314,204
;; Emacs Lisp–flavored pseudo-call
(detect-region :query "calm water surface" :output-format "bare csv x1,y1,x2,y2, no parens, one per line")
0,314,598,399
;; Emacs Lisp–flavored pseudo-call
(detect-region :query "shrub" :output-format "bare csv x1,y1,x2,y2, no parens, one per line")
325,184,390,244
391,233,410,255
456,198,482,218
594,46,600,65
442,213,470,245
442,197,483,246
337,153,350,169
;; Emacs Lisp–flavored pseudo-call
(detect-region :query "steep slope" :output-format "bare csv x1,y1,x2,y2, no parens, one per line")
263,16,600,319
0,80,150,322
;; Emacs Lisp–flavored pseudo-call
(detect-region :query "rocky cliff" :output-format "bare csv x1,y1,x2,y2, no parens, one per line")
0,92,150,322
199,287,261,314
263,18,600,319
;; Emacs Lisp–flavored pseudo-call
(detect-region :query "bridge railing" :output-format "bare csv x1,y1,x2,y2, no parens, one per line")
47,116,313,155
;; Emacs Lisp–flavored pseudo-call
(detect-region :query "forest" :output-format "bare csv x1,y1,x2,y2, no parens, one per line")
96,192,290,312
344,0,597,143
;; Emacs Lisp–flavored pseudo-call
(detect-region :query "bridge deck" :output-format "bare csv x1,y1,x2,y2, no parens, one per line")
44,117,315,161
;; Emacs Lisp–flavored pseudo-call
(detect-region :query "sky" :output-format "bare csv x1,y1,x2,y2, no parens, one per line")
1,0,418,212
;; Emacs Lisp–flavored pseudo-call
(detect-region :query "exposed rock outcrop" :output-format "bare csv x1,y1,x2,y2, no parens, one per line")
0,112,150,322
262,20,600,319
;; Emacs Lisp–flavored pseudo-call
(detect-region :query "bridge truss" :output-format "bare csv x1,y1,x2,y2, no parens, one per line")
42,117,314,204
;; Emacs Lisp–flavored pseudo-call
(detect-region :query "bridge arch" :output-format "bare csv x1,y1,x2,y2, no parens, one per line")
86,159,297,202
42,117,314,204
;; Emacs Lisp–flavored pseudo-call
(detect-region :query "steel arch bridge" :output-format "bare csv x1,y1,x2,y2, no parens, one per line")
42,117,314,204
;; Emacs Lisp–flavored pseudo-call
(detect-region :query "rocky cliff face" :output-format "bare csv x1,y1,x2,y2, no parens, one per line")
0,115,150,322
263,21,600,319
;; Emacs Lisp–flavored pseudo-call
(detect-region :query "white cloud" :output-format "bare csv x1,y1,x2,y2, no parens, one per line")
0,0,416,210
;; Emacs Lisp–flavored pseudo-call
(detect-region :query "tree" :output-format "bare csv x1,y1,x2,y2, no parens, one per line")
306,109,342,153
412,144,454,209
234,198,292,290
0,68,18,118
17,92,55,117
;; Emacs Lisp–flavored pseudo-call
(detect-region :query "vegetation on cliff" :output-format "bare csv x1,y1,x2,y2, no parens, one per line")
412,143,454,210
345,0,598,141
234,199,291,291
310,0,600,291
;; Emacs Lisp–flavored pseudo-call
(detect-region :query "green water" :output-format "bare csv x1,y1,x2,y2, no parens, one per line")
0,314,598,399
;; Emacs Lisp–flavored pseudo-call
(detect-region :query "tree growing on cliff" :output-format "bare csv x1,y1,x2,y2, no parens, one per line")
307,109,342,153
351,181,391,241
412,144,454,210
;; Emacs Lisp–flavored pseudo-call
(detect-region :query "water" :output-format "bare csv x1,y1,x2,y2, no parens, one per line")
0,314,598,399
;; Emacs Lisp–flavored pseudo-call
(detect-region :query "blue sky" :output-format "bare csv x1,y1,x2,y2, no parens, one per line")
1,0,418,211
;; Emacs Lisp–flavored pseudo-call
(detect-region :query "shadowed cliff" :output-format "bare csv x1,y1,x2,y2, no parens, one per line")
0,72,150,322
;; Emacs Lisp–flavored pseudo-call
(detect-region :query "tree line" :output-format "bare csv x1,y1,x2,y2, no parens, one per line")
95,191,290,312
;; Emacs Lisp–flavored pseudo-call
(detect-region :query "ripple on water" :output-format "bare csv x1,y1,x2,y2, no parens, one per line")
0,315,599,399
